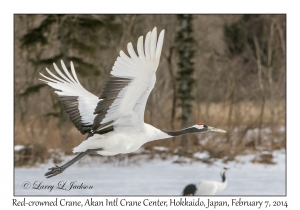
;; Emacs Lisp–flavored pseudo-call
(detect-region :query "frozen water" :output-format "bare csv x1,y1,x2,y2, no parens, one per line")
14,150,285,196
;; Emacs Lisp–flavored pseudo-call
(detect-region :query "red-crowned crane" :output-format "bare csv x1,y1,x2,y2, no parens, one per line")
39,27,226,178
182,167,229,195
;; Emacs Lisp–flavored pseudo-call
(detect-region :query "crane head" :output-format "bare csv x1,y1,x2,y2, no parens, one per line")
193,122,226,133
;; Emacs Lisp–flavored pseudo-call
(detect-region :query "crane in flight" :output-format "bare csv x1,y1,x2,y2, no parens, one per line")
39,27,226,178
182,167,229,195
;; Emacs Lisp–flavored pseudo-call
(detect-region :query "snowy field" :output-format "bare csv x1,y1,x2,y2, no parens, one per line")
14,150,285,196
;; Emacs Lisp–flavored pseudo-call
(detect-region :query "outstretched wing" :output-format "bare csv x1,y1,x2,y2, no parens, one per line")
92,27,165,134
39,60,99,134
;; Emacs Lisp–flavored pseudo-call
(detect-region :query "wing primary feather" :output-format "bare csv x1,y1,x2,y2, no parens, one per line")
144,31,151,58
127,42,146,70
115,57,139,72
114,59,136,72
136,36,150,70
127,43,138,58
70,61,81,84
39,73,59,83
127,43,143,68
119,51,140,69
150,27,157,59
38,78,52,83
60,60,77,83
155,29,165,64
137,36,145,58
45,68,66,83
53,63,72,83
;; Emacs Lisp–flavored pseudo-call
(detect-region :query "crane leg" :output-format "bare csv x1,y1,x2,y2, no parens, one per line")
44,148,103,178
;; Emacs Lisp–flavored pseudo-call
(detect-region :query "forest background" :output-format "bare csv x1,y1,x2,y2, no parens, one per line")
14,14,286,166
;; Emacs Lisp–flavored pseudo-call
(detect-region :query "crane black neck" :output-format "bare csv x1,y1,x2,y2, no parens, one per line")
165,126,208,137
221,171,226,182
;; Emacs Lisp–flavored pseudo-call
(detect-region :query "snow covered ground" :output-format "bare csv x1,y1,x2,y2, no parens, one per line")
14,150,285,196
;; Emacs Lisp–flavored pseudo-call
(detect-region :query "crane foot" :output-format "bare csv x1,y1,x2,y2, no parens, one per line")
45,165,65,178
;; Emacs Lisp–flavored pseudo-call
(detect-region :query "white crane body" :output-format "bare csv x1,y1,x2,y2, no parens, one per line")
194,180,227,195
73,124,171,156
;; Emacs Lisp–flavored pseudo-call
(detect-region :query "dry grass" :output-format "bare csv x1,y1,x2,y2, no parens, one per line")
14,100,285,166
14,143,50,167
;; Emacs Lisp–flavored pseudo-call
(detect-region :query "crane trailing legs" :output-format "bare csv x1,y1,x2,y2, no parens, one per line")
39,27,226,178
182,167,229,196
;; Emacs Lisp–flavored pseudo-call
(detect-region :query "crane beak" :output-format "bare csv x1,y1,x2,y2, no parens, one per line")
208,126,226,133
